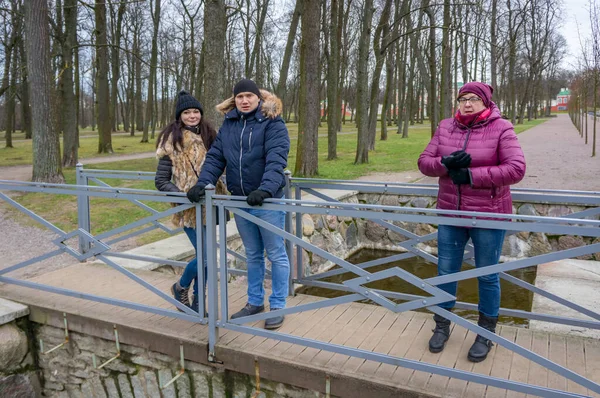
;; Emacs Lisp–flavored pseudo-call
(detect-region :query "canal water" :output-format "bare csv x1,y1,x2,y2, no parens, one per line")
297,249,536,326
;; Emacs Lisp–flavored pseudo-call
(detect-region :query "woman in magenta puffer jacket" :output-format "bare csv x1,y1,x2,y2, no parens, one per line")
418,82,526,363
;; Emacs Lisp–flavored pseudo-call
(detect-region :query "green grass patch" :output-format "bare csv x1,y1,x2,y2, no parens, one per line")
0,134,158,167
2,118,548,245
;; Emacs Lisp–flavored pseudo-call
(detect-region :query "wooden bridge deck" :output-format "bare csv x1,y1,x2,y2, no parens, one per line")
1,262,599,398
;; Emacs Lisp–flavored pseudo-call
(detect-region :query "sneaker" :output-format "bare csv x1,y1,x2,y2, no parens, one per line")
230,303,265,319
171,283,191,311
264,308,284,330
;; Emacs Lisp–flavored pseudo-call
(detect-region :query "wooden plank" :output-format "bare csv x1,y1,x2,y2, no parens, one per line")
584,338,600,398
294,302,360,364
484,325,517,398
324,306,387,372
524,331,549,398
342,309,398,373
425,323,469,395
240,294,322,353
546,334,567,393
445,328,477,398
356,311,414,376
505,328,532,398
398,315,437,387
275,300,351,359
310,305,375,367
225,294,308,349
374,313,427,382
565,335,589,396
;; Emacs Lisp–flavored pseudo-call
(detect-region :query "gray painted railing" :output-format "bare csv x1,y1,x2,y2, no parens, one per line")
1,167,599,397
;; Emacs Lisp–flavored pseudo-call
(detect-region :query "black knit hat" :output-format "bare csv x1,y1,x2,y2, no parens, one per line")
175,90,203,121
233,79,262,98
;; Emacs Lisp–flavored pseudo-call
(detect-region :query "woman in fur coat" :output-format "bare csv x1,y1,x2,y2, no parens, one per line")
155,90,226,312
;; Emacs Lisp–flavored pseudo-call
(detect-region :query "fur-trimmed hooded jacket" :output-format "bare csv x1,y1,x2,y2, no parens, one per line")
196,89,290,198
155,129,227,228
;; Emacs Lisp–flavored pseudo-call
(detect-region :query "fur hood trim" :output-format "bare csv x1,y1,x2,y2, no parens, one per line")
215,89,282,119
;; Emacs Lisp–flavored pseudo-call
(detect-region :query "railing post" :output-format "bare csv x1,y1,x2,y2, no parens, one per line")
284,170,294,296
204,184,220,362
295,183,303,281
76,163,91,255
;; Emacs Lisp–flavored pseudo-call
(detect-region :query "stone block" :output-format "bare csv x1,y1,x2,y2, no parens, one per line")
117,374,134,398
157,369,176,398
557,235,593,260
144,371,161,397
0,323,28,371
191,373,210,398
516,203,538,216
104,377,120,398
175,372,192,398
364,220,386,242
0,298,29,326
301,214,315,236
0,374,40,398
129,374,146,398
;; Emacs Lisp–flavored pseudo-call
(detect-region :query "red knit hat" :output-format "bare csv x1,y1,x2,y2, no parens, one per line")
458,82,494,108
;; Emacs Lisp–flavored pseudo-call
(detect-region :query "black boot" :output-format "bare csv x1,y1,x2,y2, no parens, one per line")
468,312,498,363
429,314,451,353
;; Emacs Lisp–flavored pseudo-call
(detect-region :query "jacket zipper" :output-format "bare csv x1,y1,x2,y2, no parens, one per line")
239,118,247,196
456,128,473,210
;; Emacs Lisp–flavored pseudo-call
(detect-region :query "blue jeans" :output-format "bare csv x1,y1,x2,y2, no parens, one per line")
234,207,290,309
436,225,506,318
179,226,207,296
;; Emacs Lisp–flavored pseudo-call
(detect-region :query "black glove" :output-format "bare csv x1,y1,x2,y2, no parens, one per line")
246,190,272,206
449,168,471,185
186,184,206,202
441,150,472,170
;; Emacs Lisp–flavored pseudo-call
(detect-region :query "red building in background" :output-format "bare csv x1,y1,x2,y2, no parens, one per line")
550,88,570,112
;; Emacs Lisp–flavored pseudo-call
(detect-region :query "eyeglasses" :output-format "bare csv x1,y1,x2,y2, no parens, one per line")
457,97,482,104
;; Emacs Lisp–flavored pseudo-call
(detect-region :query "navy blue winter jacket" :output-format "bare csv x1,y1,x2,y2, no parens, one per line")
196,90,290,198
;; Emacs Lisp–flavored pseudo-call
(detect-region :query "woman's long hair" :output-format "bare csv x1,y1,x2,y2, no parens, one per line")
156,116,217,152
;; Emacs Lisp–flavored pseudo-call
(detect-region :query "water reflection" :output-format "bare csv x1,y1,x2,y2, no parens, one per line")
297,249,536,326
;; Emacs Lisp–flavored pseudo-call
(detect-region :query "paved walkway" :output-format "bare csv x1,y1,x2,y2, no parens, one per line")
364,114,600,191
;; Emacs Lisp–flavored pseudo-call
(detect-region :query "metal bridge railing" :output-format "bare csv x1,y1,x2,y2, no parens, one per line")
1,169,600,397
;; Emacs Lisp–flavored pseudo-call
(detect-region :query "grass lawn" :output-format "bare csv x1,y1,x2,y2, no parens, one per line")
1,117,550,243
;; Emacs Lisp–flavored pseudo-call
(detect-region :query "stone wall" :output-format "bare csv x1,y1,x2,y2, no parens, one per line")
0,319,41,397
35,324,317,398
226,192,600,277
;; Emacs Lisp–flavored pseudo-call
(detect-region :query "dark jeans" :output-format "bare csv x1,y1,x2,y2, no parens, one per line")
179,226,207,296
436,225,506,318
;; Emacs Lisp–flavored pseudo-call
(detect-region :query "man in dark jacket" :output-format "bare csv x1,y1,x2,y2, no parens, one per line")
187,78,290,330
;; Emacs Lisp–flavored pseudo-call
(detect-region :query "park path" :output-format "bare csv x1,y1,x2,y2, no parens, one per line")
363,114,600,191
0,151,156,182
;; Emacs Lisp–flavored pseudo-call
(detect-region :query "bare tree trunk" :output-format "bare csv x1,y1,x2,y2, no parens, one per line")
203,0,227,126
490,0,498,90
109,2,126,132
95,0,112,153
19,34,32,139
326,0,339,159
367,0,392,150
354,0,373,164
142,0,161,143
134,32,143,131
439,0,452,120
25,0,64,183
276,0,302,99
61,0,78,166
295,0,320,176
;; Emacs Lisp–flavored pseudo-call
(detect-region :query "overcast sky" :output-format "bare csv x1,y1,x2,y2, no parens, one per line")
560,0,593,69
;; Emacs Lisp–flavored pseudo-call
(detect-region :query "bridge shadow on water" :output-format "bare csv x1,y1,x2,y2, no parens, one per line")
298,248,536,326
